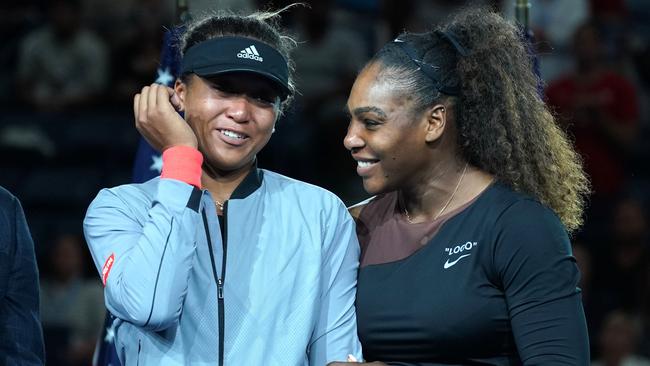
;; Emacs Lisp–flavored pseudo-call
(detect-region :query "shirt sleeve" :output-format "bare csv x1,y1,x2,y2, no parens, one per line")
83,178,202,331
494,199,589,365
0,192,45,365
308,200,363,365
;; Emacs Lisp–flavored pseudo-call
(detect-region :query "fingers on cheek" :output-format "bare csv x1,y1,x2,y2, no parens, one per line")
138,97,150,127
134,95,143,127
140,86,150,111
133,94,140,115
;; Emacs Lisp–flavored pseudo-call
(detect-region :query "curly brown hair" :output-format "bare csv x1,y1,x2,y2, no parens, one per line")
371,7,590,232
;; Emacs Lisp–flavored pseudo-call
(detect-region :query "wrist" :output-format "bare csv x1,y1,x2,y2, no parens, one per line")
169,139,198,149
160,145,203,188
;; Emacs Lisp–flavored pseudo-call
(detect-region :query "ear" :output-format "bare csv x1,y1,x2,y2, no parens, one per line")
424,103,447,143
174,78,187,112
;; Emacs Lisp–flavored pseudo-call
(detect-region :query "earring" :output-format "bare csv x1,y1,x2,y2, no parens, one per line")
272,127,276,133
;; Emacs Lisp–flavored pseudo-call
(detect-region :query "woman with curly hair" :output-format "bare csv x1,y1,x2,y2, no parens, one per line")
333,6,591,366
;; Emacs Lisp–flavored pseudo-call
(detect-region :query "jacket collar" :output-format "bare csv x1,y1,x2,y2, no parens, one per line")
230,160,263,200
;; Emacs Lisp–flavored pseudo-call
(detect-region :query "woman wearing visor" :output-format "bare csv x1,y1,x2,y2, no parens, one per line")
83,9,362,366
334,7,590,366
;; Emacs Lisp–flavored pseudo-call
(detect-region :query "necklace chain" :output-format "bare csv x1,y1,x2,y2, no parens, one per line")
403,163,468,223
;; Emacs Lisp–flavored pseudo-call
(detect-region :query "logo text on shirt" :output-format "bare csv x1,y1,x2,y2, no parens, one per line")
443,241,477,269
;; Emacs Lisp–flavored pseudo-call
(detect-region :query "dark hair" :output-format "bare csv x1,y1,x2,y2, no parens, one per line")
369,7,590,233
179,7,298,110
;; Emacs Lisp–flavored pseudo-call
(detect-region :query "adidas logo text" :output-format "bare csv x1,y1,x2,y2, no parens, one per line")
237,45,263,62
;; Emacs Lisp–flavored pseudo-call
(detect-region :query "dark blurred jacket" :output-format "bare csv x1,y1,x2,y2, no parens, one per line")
0,186,44,365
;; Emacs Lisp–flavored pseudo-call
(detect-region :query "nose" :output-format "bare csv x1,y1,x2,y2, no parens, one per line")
225,96,252,123
343,123,364,151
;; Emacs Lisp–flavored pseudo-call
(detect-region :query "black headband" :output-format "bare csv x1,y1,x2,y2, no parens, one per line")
181,36,290,100
392,30,468,96
435,29,469,57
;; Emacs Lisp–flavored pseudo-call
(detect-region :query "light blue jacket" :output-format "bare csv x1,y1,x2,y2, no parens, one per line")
83,167,362,365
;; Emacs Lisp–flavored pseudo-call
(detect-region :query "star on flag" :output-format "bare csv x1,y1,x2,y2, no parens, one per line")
150,155,163,173
155,67,174,86
104,320,116,343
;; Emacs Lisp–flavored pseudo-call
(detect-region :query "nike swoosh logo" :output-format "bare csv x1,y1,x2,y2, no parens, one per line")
444,254,471,269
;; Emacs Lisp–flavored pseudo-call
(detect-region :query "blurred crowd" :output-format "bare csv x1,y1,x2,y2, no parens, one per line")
1,0,649,365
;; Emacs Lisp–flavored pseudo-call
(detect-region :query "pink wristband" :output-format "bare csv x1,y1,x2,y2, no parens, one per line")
161,145,203,188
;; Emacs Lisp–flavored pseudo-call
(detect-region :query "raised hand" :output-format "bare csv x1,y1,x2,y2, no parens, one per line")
133,83,198,152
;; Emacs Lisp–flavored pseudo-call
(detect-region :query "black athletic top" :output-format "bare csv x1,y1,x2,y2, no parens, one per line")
354,182,589,365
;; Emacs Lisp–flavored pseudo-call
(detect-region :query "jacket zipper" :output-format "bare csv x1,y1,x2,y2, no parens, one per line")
219,201,228,366
201,204,228,366
136,339,141,366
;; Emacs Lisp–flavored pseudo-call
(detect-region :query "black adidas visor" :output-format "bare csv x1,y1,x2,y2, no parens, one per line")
181,36,290,100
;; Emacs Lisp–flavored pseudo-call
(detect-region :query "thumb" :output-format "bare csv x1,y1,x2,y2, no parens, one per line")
167,86,182,111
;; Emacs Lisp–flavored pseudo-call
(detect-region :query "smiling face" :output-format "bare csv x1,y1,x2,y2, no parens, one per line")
176,72,280,174
344,63,437,195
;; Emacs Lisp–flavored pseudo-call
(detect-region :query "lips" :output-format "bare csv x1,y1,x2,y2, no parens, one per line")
354,157,379,176
215,128,249,146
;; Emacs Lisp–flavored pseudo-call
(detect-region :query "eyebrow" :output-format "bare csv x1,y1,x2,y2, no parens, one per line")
206,75,279,98
351,106,387,119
